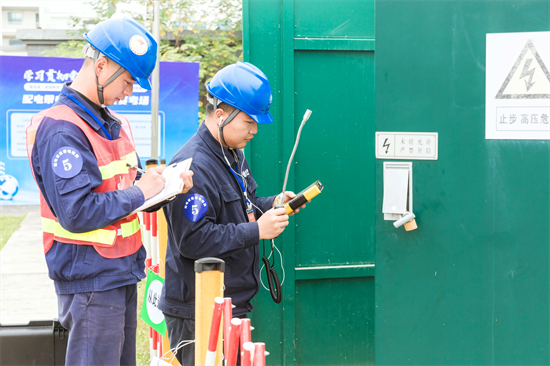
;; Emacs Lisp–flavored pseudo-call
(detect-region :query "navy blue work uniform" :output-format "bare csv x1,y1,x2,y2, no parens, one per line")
31,83,148,366
160,122,275,364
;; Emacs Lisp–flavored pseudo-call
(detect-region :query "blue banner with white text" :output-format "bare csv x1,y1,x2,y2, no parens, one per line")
0,56,199,205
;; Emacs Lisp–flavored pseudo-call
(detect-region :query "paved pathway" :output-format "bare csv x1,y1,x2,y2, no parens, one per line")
0,205,58,324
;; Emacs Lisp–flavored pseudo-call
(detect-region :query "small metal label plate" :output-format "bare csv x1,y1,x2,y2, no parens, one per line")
376,132,438,160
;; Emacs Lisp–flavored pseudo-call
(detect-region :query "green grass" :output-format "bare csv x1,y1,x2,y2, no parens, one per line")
137,278,152,366
0,215,26,251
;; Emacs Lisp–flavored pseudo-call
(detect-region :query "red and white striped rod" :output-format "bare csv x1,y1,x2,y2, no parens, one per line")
143,212,151,269
225,318,242,366
253,343,268,366
240,318,251,359
222,298,233,358
151,211,158,266
143,212,155,359
205,297,224,366
241,342,255,366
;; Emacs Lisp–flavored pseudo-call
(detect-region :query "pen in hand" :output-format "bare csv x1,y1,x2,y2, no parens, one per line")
126,162,147,174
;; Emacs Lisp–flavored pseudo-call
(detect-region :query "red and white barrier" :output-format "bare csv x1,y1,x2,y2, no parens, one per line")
202,297,270,366
241,342,255,366
151,211,158,266
253,343,268,366
143,212,152,268
240,319,251,358
205,297,224,366
144,211,164,360
225,318,242,366
223,298,233,358
142,212,155,359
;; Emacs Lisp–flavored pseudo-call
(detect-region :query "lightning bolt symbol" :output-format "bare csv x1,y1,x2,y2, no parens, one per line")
383,138,390,154
520,58,536,92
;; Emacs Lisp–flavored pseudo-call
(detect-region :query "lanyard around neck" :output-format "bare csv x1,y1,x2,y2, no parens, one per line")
227,162,249,203
61,89,113,141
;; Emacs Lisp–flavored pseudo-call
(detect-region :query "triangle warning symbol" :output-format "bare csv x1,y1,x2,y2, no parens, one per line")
495,39,550,99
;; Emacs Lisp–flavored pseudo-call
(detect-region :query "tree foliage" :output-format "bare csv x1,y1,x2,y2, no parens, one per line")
45,0,242,121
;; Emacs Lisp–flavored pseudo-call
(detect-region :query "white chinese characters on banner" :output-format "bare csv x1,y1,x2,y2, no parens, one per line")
22,94,60,105
114,95,150,106
23,68,77,83
21,68,77,105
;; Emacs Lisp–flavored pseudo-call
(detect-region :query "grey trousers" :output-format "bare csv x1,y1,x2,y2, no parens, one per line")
57,284,137,366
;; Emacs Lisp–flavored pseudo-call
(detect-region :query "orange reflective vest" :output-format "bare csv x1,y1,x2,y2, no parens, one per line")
26,105,142,259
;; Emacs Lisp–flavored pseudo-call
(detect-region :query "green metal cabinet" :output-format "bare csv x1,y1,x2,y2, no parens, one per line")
375,1,550,365
243,0,550,365
244,0,375,365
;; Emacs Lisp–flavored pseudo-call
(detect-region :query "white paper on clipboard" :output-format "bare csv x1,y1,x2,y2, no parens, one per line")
131,157,192,214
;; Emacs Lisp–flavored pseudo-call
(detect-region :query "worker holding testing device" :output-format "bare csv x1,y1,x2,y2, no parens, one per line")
25,17,193,365
159,61,305,364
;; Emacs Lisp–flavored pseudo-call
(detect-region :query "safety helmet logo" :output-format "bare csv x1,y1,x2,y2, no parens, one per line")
129,35,148,56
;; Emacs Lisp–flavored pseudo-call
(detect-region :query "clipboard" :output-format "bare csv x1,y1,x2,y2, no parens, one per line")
131,158,192,214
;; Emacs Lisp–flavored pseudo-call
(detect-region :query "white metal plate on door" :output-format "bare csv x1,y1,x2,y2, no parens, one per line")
376,132,438,160
382,162,413,220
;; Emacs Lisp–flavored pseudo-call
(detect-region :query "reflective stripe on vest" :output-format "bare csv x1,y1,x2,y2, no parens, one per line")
119,217,141,238
41,216,141,246
98,151,138,180
42,217,116,245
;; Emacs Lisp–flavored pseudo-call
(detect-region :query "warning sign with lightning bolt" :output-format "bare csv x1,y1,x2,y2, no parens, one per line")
495,39,550,99
486,31,550,140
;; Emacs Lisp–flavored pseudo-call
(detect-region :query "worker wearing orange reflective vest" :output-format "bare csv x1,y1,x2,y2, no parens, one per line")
26,17,193,365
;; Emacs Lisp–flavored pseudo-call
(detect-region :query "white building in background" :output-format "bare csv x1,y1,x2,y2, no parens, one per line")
1,0,96,56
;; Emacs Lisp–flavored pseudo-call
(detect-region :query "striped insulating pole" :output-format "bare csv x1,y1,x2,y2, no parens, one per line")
253,343,268,366
205,297,224,366
225,318,242,366
143,210,153,360
143,212,152,269
241,342,255,366
157,158,174,363
152,329,158,355
145,158,159,271
151,210,158,267
240,319,251,358
223,298,233,359
151,210,160,355
145,158,158,359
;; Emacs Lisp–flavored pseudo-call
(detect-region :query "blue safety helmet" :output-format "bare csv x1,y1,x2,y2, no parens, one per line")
206,62,273,125
84,17,157,106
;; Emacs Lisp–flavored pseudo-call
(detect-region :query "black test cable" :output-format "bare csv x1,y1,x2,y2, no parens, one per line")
263,109,313,303
262,239,282,303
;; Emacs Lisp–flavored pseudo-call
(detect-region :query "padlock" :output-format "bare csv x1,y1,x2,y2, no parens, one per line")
404,219,417,231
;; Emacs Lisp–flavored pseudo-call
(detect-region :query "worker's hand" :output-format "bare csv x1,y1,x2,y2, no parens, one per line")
136,166,166,200
273,191,306,216
179,170,194,194
258,208,289,239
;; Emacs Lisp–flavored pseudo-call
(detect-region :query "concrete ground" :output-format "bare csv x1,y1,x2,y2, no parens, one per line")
0,205,58,325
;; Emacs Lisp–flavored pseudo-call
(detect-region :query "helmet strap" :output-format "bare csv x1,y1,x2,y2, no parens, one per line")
213,96,240,147
93,49,126,108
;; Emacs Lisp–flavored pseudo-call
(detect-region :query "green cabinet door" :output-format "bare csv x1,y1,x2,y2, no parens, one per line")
244,0,376,364
375,1,550,365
